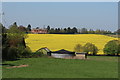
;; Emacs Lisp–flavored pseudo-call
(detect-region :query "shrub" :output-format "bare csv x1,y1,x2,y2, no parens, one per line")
17,46,32,58
21,46,32,58
31,52,43,58
7,46,18,60
31,50,48,58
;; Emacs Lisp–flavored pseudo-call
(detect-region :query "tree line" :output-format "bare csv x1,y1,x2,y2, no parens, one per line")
47,26,118,34
2,22,119,35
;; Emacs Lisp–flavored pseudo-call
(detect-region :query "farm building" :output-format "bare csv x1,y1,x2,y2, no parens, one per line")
31,29,48,34
47,49,75,58
75,52,87,59
36,47,51,55
37,48,87,59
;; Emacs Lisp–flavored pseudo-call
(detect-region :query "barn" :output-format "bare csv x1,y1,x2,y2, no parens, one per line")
37,47,87,59
47,49,75,58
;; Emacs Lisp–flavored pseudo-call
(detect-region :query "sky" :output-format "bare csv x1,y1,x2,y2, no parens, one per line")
2,2,118,31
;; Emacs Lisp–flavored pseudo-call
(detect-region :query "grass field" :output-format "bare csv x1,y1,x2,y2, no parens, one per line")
25,34,117,54
2,56,118,78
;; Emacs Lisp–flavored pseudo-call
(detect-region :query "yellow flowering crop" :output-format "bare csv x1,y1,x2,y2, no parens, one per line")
25,34,118,54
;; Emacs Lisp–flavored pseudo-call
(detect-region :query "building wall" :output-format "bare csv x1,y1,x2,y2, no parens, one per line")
51,53,74,58
76,54,85,59
31,29,48,34
76,54,85,57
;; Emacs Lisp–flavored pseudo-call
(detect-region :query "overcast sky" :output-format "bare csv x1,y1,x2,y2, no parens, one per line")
2,2,118,31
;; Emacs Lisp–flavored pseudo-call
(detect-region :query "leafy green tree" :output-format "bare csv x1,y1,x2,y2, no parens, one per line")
7,22,27,47
83,43,98,55
18,25,27,33
2,22,32,60
80,28,88,34
72,27,78,34
49,28,55,33
103,40,120,55
95,29,101,34
74,44,83,52
7,30,20,46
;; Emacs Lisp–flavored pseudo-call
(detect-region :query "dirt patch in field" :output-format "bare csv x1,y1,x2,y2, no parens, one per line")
6,64,29,69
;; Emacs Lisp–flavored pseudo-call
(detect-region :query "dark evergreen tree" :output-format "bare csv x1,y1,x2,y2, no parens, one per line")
36,27,39,29
47,25,50,31
27,24,31,31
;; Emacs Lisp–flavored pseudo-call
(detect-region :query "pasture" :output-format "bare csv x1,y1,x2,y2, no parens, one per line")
2,56,118,78
25,34,117,54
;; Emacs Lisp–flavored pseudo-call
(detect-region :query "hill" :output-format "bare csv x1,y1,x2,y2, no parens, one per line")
25,34,117,54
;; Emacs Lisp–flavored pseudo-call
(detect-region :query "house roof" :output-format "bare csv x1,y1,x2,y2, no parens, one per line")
51,49,75,54
76,52,87,54
36,47,51,52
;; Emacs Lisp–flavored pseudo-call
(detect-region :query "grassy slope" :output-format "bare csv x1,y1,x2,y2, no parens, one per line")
25,34,117,54
2,56,118,78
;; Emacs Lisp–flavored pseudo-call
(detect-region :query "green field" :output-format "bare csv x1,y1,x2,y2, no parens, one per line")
2,56,118,78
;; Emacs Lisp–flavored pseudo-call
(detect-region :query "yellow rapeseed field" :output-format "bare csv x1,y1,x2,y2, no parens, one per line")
25,34,118,54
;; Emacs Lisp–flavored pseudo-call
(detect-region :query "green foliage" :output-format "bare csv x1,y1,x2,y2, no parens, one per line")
18,25,27,33
103,40,120,55
7,22,28,47
2,22,31,60
17,46,32,58
7,46,18,60
74,44,83,52
31,51,46,58
23,46,32,57
80,28,88,34
83,43,98,55
3,46,32,60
